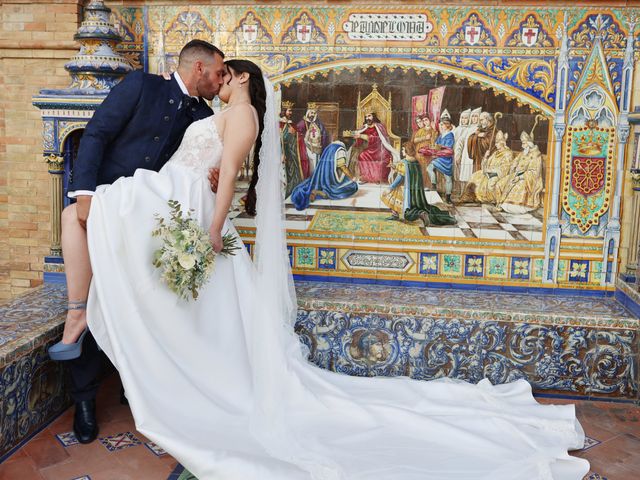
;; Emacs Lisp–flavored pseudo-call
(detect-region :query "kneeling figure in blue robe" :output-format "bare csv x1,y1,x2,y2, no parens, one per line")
291,141,358,210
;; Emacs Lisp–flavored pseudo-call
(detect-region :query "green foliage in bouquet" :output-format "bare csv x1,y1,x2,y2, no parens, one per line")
152,200,240,300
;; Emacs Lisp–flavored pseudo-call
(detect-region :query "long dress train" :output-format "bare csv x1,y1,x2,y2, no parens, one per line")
86,112,589,479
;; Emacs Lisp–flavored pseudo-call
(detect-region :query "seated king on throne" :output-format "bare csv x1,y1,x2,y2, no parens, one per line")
344,85,400,184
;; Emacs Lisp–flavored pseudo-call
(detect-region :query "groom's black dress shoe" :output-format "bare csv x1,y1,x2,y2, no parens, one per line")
73,399,98,444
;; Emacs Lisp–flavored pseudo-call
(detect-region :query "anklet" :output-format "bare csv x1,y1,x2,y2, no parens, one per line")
67,300,87,311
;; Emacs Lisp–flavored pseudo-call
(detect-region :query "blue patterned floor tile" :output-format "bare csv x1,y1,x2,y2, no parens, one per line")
99,432,141,452
581,435,601,451
144,441,167,456
55,431,79,448
168,464,197,480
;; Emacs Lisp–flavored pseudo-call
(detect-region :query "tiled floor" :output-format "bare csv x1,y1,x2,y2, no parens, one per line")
0,375,638,480
230,181,546,242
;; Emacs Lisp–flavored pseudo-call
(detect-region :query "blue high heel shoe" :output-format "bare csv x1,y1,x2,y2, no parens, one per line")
49,300,89,361
49,328,89,360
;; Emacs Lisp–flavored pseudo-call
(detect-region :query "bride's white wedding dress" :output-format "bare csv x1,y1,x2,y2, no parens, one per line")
86,88,589,480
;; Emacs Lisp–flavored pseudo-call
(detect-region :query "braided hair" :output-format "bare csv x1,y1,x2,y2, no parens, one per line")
224,59,266,216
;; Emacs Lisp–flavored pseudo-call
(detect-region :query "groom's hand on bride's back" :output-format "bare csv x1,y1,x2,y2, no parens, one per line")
76,195,92,229
209,168,220,193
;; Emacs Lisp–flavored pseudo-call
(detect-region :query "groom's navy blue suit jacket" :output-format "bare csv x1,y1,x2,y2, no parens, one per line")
69,70,214,193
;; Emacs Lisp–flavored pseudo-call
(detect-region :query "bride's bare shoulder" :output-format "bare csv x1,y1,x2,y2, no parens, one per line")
225,103,258,134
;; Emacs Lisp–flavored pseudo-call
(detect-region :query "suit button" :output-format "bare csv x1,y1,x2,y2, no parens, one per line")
192,107,197,112
154,136,160,142
164,116,170,121
144,156,151,163
169,99,175,104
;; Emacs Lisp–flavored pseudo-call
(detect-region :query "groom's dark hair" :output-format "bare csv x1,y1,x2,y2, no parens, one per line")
179,40,224,65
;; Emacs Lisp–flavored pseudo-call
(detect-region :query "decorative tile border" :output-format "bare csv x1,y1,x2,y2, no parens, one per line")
287,247,610,288
318,248,337,270
487,256,508,279
419,253,438,275
117,5,631,109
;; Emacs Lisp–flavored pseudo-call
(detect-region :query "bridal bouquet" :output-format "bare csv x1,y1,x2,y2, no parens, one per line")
152,200,240,300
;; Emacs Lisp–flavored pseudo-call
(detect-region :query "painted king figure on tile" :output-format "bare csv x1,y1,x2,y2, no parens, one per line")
349,111,398,184
280,100,304,197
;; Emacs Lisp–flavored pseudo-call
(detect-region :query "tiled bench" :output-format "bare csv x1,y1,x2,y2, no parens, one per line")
1,280,639,460
295,281,640,401
0,284,70,460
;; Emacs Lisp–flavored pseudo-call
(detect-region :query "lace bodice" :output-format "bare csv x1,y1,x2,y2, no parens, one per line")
167,117,222,171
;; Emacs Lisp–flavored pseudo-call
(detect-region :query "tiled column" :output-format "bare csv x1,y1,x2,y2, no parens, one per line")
633,171,640,289
543,17,568,284
46,154,65,256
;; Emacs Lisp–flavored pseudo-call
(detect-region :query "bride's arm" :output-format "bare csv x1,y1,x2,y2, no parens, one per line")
209,105,258,252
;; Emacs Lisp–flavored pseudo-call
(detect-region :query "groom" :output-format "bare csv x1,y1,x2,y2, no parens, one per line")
61,39,225,443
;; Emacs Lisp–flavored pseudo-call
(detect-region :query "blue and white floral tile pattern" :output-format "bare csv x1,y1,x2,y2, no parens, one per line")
295,310,638,398
0,341,70,458
0,284,70,459
295,282,639,399
295,282,637,326
0,283,66,364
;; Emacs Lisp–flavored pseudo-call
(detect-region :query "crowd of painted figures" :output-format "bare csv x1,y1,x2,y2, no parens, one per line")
279,101,544,225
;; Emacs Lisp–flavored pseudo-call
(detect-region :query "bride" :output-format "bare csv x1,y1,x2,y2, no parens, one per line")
51,59,589,479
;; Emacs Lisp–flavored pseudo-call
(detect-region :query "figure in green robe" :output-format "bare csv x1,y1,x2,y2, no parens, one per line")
381,142,457,226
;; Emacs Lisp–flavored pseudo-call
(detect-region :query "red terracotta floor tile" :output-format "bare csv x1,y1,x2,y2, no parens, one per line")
46,409,74,436
111,444,174,477
22,432,70,469
0,456,44,480
578,433,640,480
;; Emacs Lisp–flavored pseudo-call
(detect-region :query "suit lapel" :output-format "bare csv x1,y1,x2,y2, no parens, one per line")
193,98,214,120
169,74,184,112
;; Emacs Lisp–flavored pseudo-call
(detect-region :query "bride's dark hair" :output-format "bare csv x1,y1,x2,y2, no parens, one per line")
224,59,266,216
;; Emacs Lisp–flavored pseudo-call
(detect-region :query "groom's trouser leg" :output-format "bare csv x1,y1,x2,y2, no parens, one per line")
68,335,102,401
61,204,100,401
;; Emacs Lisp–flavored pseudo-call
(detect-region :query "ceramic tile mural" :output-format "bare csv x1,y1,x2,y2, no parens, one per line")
103,4,637,290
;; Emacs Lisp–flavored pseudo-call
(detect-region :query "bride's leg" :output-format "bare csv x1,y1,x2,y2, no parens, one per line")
60,204,92,344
